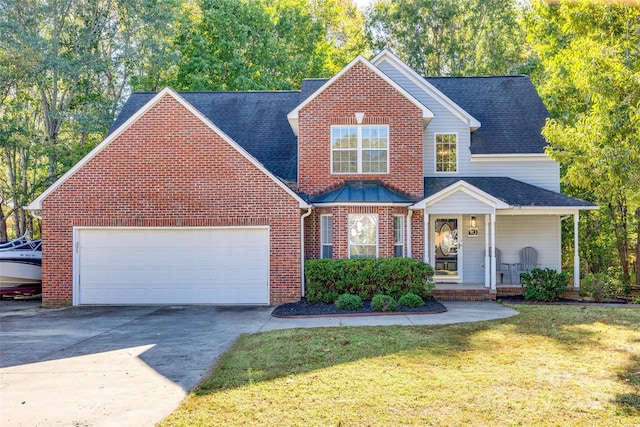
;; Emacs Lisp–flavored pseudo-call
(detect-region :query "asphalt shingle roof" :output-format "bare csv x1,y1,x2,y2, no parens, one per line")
425,76,550,154
110,91,300,182
424,177,595,208
109,73,552,186
309,181,415,204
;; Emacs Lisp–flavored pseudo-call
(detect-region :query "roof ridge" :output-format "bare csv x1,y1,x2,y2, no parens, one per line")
424,75,529,79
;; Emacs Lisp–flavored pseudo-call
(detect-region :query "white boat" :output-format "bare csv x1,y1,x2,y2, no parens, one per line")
0,234,42,295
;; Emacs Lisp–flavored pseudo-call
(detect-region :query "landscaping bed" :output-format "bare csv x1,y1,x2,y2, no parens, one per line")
271,297,447,317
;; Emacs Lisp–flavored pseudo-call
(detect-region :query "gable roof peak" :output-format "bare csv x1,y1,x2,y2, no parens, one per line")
371,50,481,130
28,87,309,210
287,54,433,136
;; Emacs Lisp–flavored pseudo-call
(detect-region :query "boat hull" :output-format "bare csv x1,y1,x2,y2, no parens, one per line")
0,260,42,286
1,236,43,295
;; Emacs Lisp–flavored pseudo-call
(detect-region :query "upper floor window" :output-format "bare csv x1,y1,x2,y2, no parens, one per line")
435,133,457,173
331,125,388,174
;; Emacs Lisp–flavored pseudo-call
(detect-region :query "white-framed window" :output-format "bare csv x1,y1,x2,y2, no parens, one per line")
331,125,389,174
348,213,378,258
320,215,333,259
393,215,404,257
435,133,457,173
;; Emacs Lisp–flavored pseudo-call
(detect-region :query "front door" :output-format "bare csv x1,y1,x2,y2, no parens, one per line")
433,217,462,281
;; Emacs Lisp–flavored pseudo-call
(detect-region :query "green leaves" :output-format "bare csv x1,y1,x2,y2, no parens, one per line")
305,258,435,303
527,0,640,284
365,0,526,76
168,0,364,91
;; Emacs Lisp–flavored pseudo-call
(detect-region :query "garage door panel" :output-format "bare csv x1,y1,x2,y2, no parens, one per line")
77,228,269,305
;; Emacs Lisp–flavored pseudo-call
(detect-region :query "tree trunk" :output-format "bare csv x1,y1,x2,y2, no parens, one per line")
0,204,7,241
609,201,631,284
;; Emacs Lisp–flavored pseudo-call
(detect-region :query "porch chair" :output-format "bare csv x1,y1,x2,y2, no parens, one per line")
514,246,540,284
486,247,511,284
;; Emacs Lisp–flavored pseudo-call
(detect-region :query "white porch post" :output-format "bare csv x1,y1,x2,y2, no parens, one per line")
574,211,580,290
424,211,430,264
484,214,490,288
490,212,497,291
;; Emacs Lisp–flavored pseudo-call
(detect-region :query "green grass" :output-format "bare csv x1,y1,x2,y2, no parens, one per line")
159,305,640,426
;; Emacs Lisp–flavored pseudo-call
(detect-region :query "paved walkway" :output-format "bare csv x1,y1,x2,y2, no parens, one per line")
0,302,518,427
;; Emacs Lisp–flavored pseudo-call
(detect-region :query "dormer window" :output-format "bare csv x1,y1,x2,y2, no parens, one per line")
331,125,389,174
435,133,457,173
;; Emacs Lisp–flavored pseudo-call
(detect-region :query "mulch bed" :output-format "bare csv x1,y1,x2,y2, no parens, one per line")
271,297,447,318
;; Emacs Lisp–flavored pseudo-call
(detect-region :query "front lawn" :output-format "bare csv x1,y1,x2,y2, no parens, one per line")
159,305,640,426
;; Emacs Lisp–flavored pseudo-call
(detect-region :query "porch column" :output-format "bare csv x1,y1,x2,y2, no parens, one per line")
484,214,490,288
424,211,430,264
490,212,496,291
574,211,580,290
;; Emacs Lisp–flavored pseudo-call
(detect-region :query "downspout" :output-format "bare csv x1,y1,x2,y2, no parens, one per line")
407,209,413,258
300,206,313,297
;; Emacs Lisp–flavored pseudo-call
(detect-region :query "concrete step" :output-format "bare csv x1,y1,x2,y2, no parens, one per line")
432,289,494,301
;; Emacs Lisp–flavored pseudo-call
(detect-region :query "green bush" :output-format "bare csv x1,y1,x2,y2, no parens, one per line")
521,268,569,302
335,293,364,311
305,258,435,303
371,294,397,312
398,292,425,308
580,273,628,302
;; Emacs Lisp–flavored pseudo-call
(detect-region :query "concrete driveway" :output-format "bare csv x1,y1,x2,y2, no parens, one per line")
0,301,518,426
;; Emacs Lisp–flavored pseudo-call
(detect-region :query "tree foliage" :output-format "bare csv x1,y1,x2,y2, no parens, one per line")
365,0,525,76
0,0,180,238
524,0,640,286
168,0,366,90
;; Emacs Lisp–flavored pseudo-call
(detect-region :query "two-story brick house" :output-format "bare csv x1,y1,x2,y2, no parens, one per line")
29,51,596,307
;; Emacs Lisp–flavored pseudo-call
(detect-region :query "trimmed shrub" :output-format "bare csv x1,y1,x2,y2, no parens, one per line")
398,292,424,308
521,268,569,302
371,294,397,312
335,293,364,311
580,273,628,302
305,258,435,303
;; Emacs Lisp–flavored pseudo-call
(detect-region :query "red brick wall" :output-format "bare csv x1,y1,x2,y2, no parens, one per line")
298,61,424,199
41,94,302,307
304,206,425,262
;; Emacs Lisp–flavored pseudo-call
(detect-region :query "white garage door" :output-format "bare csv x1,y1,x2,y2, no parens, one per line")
76,227,269,305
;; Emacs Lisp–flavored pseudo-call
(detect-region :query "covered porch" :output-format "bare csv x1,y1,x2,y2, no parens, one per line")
410,177,598,295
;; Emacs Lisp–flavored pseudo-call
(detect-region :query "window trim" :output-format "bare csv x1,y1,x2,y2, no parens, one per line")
434,132,458,174
393,215,405,258
320,214,333,259
330,124,390,175
348,213,379,259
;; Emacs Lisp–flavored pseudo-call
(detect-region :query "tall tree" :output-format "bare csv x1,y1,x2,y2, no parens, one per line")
0,0,179,237
365,0,525,76
168,0,367,91
525,0,640,287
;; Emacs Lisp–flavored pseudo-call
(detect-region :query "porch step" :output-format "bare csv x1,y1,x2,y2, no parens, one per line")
432,288,494,301
496,286,524,297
